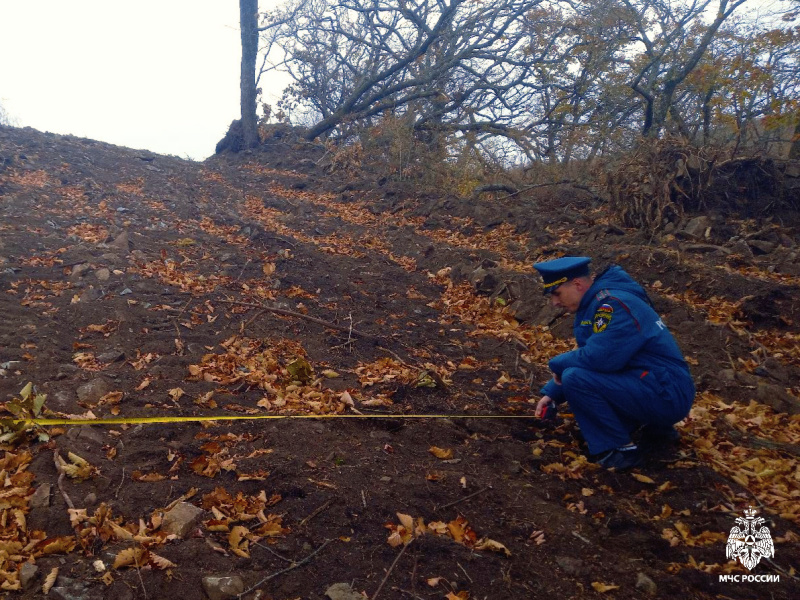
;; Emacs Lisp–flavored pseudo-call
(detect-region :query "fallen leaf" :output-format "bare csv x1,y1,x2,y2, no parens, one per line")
632,473,656,484
42,568,58,594
591,582,620,593
149,552,177,570
474,538,511,557
429,446,453,460
113,547,148,569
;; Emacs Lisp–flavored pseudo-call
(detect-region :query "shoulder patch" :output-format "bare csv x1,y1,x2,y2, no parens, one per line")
593,304,614,333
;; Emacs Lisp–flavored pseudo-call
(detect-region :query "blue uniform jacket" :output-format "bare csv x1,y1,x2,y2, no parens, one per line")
541,266,694,404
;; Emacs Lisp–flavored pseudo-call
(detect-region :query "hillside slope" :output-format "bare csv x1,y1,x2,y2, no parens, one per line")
1,125,798,599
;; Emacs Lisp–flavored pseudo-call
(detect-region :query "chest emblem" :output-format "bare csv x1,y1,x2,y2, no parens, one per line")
593,304,613,333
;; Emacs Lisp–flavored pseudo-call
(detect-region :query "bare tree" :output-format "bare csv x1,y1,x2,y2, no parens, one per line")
240,0,260,149
257,0,567,155
623,0,750,137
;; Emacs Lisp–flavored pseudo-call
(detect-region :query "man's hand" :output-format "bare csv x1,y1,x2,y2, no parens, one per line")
535,395,554,418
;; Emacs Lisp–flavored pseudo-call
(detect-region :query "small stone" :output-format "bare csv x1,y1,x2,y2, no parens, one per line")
109,232,131,252
379,476,392,483
79,286,101,303
635,572,658,595
202,576,245,600
50,577,94,600
94,268,111,281
83,492,98,506
161,502,204,538
70,263,91,279
76,378,112,404
555,556,586,576
96,350,125,363
51,390,75,410
727,239,753,260
682,216,711,239
120,288,133,296
748,240,777,255
325,583,366,600
29,484,51,509
19,562,38,590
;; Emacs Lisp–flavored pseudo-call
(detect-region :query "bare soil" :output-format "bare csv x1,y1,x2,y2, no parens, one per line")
1,125,798,600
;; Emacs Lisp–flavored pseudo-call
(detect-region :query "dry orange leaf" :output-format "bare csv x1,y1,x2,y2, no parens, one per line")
149,552,177,570
632,473,656,484
113,547,148,569
42,568,58,594
591,582,620,593
429,446,453,460
229,525,250,558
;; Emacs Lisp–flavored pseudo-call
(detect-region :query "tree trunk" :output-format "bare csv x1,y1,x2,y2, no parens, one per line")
240,0,259,149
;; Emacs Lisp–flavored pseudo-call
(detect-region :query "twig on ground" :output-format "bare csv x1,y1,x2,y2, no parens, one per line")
571,531,592,545
299,499,333,527
235,258,252,283
437,486,492,512
219,298,382,341
115,468,125,499
377,346,417,369
457,562,473,583
238,538,334,598
134,550,149,600
251,540,293,563
52,451,75,510
372,541,411,600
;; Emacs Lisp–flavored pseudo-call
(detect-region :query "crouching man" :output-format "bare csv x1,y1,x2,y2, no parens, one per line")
533,257,695,470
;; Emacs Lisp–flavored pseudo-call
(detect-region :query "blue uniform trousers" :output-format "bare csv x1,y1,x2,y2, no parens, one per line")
561,366,691,455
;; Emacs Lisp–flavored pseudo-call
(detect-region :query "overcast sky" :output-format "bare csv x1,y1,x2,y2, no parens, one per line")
0,1,285,161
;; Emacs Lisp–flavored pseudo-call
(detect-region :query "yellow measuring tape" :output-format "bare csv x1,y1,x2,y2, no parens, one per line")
13,413,539,427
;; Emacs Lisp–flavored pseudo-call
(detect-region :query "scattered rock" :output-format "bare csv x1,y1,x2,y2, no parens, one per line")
161,502,204,538
83,492,98,506
380,476,392,483
29,484,51,509
96,349,125,363
726,238,754,260
94,267,111,281
129,249,146,263
202,576,245,600
51,390,75,409
682,216,711,239
108,231,131,252
748,239,777,255
635,572,658,595
65,426,107,446
50,576,101,600
756,382,800,414
325,583,365,600
19,562,38,590
76,378,112,404
555,555,586,576
681,243,731,255
79,286,102,303
70,263,91,279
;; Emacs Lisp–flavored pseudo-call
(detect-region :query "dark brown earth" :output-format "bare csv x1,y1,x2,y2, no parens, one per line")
1,125,798,600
